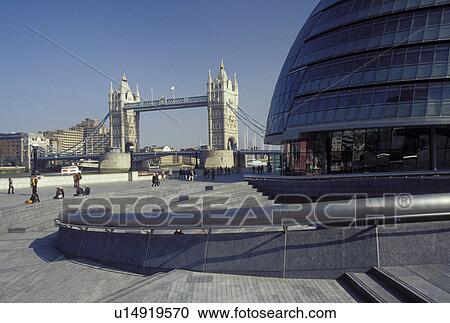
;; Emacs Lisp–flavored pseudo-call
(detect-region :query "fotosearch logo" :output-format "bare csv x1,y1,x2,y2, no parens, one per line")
60,193,417,229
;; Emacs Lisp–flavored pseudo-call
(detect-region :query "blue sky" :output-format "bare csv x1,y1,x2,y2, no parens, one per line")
0,0,319,148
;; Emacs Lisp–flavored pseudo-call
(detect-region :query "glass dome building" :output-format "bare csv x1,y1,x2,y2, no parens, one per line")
266,0,450,176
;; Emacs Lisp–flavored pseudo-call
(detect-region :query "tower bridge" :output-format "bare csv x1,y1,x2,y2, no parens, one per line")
37,60,280,168
109,60,239,153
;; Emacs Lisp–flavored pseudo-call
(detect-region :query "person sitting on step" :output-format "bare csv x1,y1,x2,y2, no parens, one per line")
53,186,65,199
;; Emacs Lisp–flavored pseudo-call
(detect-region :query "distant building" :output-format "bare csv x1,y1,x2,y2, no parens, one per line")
44,118,109,155
0,132,48,170
142,145,179,166
44,128,84,155
75,118,110,155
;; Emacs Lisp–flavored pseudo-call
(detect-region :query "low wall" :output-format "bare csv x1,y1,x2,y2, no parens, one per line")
248,177,450,201
0,172,144,190
56,220,450,279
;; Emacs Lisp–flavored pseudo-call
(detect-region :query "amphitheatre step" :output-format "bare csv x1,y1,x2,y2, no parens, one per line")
0,207,60,235
8,215,57,233
339,272,403,303
6,207,60,227
370,267,450,303
194,186,259,197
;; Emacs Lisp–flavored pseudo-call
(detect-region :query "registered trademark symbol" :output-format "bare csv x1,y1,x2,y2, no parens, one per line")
397,194,412,209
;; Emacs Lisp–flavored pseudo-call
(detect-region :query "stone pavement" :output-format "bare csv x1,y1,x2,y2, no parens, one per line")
0,229,356,303
0,174,247,210
0,175,277,235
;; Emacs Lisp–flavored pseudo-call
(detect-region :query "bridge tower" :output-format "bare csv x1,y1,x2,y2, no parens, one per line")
207,60,239,150
109,74,141,152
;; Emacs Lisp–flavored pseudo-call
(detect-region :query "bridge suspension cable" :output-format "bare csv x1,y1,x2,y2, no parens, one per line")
226,103,266,133
46,113,110,157
227,103,265,139
84,131,111,155
236,104,266,130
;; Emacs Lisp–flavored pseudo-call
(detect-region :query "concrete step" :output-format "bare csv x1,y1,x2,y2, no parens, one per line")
199,187,260,199
221,195,272,207
339,272,403,303
1,201,61,222
206,183,254,193
8,216,57,233
111,186,206,199
371,267,450,303
170,191,271,209
409,265,450,292
0,205,60,235
0,200,61,220
6,207,60,227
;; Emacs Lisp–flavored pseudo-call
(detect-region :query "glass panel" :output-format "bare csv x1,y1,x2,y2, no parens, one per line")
420,48,434,64
400,86,414,102
405,48,420,65
391,127,406,150
364,129,378,172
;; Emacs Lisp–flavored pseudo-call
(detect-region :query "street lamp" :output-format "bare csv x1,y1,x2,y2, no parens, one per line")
129,145,135,172
195,150,199,169
31,143,39,175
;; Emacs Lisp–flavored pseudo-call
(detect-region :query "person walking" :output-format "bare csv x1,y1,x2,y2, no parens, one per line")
8,177,14,194
31,175,40,203
73,172,82,189
152,173,160,187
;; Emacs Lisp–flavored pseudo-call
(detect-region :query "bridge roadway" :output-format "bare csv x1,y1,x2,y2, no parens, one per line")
124,96,208,112
37,149,282,162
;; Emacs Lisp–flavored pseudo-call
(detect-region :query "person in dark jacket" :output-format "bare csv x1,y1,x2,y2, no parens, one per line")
53,186,65,199
152,174,160,187
74,187,84,196
8,177,14,194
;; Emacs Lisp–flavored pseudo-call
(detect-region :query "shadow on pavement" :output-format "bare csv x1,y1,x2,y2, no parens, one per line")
29,232,64,263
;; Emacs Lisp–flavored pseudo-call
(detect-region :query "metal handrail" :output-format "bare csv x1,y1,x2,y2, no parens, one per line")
54,219,295,234
55,210,450,234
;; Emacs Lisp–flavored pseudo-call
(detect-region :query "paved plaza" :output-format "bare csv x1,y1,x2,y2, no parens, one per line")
1,177,449,303
0,176,353,302
0,229,355,303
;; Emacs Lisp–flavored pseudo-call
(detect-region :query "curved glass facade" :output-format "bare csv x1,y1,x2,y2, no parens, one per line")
266,0,450,175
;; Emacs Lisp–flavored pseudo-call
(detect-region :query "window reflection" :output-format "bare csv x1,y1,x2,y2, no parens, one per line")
281,126,450,175
299,43,450,95
288,82,449,126
294,6,450,69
